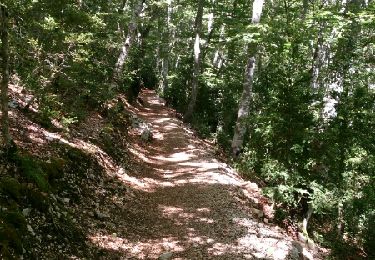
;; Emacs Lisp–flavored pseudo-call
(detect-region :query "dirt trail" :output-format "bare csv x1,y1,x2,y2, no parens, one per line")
90,89,315,259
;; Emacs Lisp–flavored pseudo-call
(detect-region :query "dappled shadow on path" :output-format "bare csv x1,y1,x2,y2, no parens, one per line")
86,89,298,259
6,83,321,259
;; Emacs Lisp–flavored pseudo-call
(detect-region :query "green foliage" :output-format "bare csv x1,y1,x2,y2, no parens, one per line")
25,188,49,213
2,0,373,257
16,154,49,192
0,223,23,254
41,158,66,182
1,211,27,234
166,70,190,113
0,210,27,255
0,178,22,202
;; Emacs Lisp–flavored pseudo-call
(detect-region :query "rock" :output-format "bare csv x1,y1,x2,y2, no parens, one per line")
46,136,55,142
307,238,315,250
250,207,264,218
158,252,173,260
302,248,314,260
22,208,31,217
253,252,265,258
118,168,126,175
50,194,57,201
8,100,19,109
263,218,268,223
27,225,35,235
244,181,259,192
141,128,153,142
250,208,259,215
289,246,300,260
298,232,307,243
94,210,108,220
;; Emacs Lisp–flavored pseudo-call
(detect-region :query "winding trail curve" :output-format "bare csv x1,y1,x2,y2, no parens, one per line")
91,89,314,259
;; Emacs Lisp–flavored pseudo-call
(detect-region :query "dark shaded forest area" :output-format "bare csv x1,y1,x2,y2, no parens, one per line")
0,0,374,259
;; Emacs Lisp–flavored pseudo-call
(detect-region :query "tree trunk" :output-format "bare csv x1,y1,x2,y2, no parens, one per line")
184,0,204,122
161,0,172,95
0,4,10,147
231,0,265,157
113,0,144,83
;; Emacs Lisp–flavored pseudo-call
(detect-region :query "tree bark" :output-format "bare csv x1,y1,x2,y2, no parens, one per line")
231,0,265,157
113,0,144,83
184,0,204,122
161,0,172,95
0,4,10,147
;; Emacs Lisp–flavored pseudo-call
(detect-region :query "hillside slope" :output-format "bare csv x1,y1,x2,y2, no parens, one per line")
1,88,325,259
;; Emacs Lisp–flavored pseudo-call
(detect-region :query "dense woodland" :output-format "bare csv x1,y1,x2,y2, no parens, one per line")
0,0,374,258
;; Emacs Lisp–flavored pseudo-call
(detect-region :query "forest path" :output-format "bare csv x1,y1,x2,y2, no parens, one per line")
91,89,308,259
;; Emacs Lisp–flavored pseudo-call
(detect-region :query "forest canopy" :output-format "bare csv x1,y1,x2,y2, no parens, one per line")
0,0,374,258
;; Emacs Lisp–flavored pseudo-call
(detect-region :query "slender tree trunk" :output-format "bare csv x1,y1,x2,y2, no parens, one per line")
113,0,144,83
184,0,204,122
156,15,162,84
0,4,10,147
231,0,265,157
200,10,216,73
161,0,172,95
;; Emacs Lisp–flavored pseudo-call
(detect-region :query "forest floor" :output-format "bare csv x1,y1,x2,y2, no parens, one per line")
77,89,322,259
3,87,328,259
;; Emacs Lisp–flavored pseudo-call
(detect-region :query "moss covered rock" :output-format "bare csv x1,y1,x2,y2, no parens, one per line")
17,154,49,192
0,224,23,254
26,189,49,212
1,211,27,233
0,177,22,201
41,158,66,181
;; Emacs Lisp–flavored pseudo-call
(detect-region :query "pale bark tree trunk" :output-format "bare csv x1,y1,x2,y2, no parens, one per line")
161,0,172,95
0,4,10,147
213,25,225,69
156,15,163,83
113,0,144,83
200,10,215,72
231,0,265,157
311,36,324,91
184,0,204,122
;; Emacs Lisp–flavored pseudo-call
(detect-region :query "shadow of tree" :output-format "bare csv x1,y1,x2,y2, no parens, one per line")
8,88,310,259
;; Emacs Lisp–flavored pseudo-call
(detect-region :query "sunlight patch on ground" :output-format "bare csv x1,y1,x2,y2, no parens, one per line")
172,171,241,186
179,161,219,170
159,205,215,225
153,151,195,163
152,131,165,140
232,218,256,228
207,242,239,256
89,235,184,259
117,167,151,191
162,124,179,131
153,117,171,124
128,146,156,164
196,208,211,213
186,231,215,245
23,123,156,192
162,171,192,179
